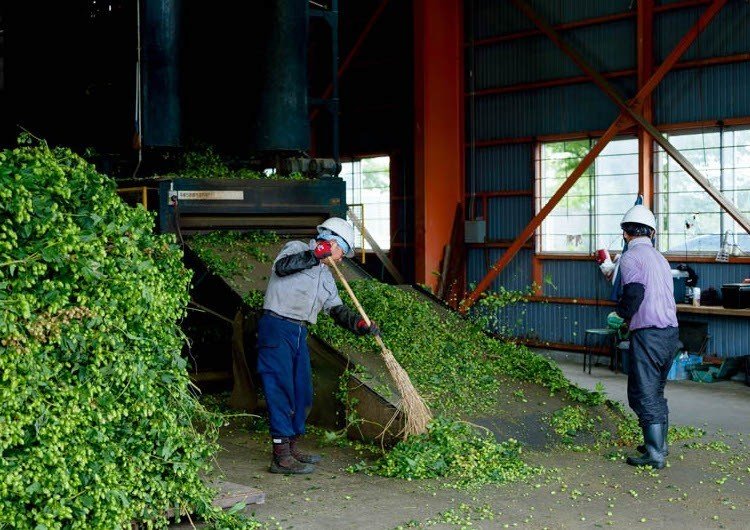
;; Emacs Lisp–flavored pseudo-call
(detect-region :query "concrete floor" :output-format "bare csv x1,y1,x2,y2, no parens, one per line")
181,352,750,530
537,349,750,434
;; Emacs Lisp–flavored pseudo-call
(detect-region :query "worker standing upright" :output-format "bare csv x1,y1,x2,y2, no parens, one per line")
615,205,680,469
258,217,379,474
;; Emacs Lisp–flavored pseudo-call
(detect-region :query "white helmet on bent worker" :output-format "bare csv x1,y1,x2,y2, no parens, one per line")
317,217,356,258
621,205,656,232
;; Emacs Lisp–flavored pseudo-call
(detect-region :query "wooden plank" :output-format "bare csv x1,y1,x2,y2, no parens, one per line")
210,480,266,507
162,481,265,526
676,303,750,318
348,208,406,284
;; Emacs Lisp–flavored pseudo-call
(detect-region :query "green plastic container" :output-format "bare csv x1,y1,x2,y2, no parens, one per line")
688,358,741,383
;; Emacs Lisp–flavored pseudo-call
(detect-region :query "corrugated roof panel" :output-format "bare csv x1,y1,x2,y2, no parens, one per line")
655,3,750,62
467,0,635,41
654,62,750,124
487,196,533,240
472,21,635,90
467,143,534,193
472,78,637,140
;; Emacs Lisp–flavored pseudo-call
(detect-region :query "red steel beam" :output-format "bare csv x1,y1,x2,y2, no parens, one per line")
311,0,391,122
637,0,655,208
461,0,728,311
413,0,464,288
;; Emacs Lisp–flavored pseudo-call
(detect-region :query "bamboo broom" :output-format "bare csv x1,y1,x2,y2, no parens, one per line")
327,258,432,438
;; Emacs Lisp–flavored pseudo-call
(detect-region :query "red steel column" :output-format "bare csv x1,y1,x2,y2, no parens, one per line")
638,0,655,208
413,0,464,288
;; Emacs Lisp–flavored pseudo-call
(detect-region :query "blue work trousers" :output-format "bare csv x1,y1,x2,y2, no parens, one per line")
627,326,681,427
256,314,313,438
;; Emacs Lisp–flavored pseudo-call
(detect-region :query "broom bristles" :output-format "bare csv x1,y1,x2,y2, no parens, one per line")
379,342,432,439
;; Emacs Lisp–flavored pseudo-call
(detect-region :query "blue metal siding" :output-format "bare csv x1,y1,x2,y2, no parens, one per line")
487,197,532,240
655,3,750,62
473,21,635,90
465,0,750,358
467,248,532,292
468,0,634,41
542,259,615,299
473,78,637,140
654,62,750,124
467,144,534,193
668,261,750,291
494,302,611,345
679,313,750,358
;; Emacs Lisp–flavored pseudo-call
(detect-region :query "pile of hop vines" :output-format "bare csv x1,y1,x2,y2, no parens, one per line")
311,280,604,415
0,141,250,529
311,281,608,486
366,417,539,489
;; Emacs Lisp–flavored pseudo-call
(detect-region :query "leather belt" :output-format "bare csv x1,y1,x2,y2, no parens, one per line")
263,310,307,327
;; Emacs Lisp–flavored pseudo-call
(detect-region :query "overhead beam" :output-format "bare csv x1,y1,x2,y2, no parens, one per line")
310,0,391,122
637,0,655,208
460,0,727,311
511,0,749,233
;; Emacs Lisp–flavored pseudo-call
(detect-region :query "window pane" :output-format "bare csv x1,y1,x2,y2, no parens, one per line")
656,126,750,254
538,137,638,253
341,156,390,251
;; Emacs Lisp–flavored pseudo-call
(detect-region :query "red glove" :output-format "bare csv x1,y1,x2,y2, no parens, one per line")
355,319,379,336
313,240,333,260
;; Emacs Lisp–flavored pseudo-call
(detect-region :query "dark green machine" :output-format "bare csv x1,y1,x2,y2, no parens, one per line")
156,177,346,235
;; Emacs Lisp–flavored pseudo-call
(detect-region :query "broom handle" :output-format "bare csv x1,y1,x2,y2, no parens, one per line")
327,258,386,350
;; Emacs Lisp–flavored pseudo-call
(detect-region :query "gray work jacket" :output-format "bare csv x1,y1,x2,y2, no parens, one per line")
262,240,343,324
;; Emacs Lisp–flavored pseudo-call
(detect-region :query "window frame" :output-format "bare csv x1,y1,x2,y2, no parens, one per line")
534,135,639,256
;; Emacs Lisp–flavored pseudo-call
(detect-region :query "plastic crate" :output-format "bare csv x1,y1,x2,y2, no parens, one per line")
688,358,741,383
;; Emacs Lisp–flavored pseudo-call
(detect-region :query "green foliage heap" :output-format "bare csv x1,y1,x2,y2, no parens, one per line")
550,406,595,438
311,280,604,415
367,418,538,488
190,230,280,278
176,146,304,180
0,142,247,529
311,280,606,486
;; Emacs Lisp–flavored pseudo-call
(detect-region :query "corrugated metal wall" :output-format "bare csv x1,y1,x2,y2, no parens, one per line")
465,0,750,358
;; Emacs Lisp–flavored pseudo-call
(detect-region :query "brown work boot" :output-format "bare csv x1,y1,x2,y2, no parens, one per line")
270,438,314,474
290,435,322,464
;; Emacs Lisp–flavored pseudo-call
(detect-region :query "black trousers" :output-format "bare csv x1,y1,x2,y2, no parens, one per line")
627,327,681,427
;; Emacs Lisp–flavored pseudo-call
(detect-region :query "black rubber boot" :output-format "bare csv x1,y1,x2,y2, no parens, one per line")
269,438,315,474
627,424,666,469
290,436,322,464
637,419,668,456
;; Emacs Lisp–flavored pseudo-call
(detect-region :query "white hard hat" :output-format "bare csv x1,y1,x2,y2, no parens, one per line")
317,217,355,257
621,205,656,231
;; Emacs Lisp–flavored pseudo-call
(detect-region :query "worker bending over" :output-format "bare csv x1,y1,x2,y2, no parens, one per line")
258,217,379,474
616,205,680,469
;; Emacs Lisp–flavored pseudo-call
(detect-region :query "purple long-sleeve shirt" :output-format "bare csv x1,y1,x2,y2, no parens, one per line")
618,237,678,330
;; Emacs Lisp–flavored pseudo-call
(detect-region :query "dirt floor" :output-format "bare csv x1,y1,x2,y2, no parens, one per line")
196,409,750,530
